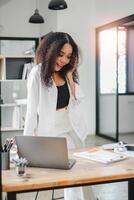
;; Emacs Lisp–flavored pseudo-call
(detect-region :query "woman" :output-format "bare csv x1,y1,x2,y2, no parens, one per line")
24,32,95,200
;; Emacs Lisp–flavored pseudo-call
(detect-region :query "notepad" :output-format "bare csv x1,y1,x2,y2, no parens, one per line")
74,150,128,164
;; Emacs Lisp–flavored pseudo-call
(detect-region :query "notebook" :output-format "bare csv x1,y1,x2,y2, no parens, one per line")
15,136,76,169
74,149,128,164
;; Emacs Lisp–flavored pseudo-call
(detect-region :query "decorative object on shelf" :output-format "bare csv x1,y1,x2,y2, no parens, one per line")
29,0,44,23
22,116,25,129
23,45,35,56
12,106,21,129
12,91,20,129
13,157,28,176
12,91,18,101
48,0,67,10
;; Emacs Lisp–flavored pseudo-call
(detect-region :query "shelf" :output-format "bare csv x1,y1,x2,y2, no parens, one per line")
0,55,4,59
5,56,34,58
0,38,38,133
0,56,5,79
0,102,27,107
0,79,27,82
0,103,16,107
1,127,24,132
0,56,35,80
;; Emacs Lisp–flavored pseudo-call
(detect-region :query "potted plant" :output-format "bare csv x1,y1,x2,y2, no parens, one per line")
13,157,28,176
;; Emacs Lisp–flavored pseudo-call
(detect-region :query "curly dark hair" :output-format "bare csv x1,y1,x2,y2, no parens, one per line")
36,32,79,87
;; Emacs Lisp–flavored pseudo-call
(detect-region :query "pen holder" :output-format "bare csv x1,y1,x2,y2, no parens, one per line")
1,152,10,170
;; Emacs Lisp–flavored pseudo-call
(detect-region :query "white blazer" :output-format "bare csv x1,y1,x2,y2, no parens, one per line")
24,65,88,142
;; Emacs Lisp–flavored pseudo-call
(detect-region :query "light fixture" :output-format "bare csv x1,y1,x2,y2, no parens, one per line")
29,0,44,23
48,0,67,10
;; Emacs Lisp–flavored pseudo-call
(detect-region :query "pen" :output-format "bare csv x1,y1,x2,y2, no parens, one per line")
7,141,13,152
2,138,15,152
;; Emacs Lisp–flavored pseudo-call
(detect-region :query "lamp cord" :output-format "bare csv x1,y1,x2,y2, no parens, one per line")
36,0,38,9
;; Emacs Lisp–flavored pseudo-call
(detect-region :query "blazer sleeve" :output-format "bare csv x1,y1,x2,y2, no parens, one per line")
68,84,88,143
23,67,39,136
70,83,84,105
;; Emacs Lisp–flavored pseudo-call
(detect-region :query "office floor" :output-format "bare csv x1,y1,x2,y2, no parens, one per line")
5,135,130,200
119,132,134,144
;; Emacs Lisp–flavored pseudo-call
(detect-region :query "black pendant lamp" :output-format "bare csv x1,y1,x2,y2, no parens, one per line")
29,0,44,23
48,0,67,10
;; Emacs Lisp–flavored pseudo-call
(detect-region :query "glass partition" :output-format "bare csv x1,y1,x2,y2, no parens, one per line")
96,27,118,141
96,14,134,142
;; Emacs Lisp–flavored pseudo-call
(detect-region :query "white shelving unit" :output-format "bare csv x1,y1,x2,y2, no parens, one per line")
0,55,30,132
0,55,34,80
0,38,37,134
0,56,6,80
1,101,27,131
1,127,24,132
1,80,27,132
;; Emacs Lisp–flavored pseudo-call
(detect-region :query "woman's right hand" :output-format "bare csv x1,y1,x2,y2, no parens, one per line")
66,68,77,99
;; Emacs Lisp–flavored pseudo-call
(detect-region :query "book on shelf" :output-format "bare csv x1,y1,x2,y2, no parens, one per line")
12,106,21,129
15,99,27,105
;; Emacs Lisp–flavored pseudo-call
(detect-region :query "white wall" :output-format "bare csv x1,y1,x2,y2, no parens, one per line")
96,0,134,135
57,0,96,134
96,0,134,26
57,0,134,135
119,96,134,133
0,0,57,37
39,0,57,35
0,0,134,136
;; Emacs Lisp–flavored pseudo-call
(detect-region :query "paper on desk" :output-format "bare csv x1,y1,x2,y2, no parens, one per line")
73,150,128,164
114,149,134,158
102,143,120,150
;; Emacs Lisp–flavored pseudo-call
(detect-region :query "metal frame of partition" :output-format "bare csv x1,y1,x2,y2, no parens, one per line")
0,82,2,200
96,14,134,142
96,27,119,142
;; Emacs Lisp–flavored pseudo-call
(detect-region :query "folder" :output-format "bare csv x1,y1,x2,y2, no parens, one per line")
74,149,128,164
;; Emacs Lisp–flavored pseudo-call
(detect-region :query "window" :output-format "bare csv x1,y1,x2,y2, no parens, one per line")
99,27,127,94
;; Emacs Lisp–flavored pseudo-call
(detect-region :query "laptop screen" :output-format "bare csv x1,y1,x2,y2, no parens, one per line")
15,136,76,169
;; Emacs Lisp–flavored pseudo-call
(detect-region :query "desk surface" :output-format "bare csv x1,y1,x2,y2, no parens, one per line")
2,147,134,192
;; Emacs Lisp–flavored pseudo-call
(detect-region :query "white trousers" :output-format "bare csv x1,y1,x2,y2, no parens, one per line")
51,109,95,200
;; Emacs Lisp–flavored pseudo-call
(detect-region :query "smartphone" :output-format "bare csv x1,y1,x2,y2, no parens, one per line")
125,145,134,151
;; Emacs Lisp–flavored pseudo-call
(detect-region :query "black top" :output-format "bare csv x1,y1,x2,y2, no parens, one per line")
56,81,70,109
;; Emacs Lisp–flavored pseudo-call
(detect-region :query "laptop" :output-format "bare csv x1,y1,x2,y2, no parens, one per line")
15,136,76,169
